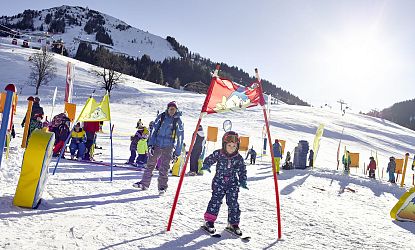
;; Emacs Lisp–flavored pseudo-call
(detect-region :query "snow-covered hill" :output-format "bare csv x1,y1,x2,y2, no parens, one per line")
0,44,414,249
0,5,180,61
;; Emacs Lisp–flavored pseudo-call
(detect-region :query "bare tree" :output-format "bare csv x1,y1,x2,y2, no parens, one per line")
92,47,125,95
28,50,57,95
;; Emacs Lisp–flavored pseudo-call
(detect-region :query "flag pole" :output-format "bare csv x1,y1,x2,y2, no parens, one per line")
167,64,220,231
336,128,344,170
256,68,282,239
167,113,204,231
110,123,114,181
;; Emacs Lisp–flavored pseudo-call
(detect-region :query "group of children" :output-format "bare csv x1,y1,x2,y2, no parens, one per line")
343,152,415,183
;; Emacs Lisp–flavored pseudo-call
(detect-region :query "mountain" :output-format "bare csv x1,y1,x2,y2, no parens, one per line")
365,99,415,131
0,5,179,61
0,5,308,106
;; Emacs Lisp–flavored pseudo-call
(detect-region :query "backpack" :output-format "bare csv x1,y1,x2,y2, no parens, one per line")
153,112,179,140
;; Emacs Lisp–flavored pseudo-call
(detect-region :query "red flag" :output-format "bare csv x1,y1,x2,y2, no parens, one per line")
201,77,264,114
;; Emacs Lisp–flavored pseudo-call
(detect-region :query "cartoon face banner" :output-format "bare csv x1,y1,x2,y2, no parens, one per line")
78,94,111,122
201,77,264,114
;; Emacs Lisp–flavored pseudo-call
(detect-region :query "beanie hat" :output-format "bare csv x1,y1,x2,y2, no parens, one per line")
167,101,177,109
34,97,40,103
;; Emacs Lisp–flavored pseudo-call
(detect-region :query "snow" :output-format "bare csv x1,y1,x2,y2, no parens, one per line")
0,44,414,249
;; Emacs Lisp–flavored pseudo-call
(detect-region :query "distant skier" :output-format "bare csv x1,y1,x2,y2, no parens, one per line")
308,149,314,168
50,113,70,157
127,124,147,166
28,113,43,139
201,131,247,236
189,125,205,176
69,122,86,160
342,151,351,173
133,101,184,195
273,139,282,174
386,156,396,183
136,127,149,168
83,121,100,161
282,151,293,170
21,97,44,127
245,146,257,165
367,156,377,178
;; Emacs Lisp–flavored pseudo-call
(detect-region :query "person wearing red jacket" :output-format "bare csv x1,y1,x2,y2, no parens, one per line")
83,121,100,160
367,156,377,179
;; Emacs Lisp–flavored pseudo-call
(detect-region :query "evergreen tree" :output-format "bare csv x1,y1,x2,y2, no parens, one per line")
147,64,164,85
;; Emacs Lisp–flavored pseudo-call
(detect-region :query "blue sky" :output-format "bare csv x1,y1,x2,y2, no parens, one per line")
2,0,414,112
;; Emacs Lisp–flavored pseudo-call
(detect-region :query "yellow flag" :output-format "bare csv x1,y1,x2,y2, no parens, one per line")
78,94,111,122
313,124,324,164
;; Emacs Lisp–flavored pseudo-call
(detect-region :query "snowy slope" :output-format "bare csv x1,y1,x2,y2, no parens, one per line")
0,44,414,249
0,5,180,61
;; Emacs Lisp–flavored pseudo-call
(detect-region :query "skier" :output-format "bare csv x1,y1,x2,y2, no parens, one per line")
245,146,257,165
133,101,184,194
342,151,351,173
21,97,44,127
282,151,293,170
412,155,415,171
69,122,86,160
189,125,205,176
50,113,70,157
136,127,149,168
201,131,248,236
127,124,146,165
28,113,43,139
272,139,282,174
386,156,396,183
308,149,314,167
83,121,100,160
367,156,377,178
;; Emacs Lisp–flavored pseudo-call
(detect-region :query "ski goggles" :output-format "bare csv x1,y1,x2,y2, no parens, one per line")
223,133,239,143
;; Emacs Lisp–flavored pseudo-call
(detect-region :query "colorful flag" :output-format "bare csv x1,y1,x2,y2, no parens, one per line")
201,77,264,114
78,94,111,122
313,124,325,164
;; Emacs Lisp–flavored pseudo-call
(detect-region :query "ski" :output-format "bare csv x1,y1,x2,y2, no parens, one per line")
224,227,251,242
200,225,221,238
64,158,119,168
115,164,144,171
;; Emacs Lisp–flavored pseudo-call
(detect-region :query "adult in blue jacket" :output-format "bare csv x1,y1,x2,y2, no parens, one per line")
134,101,184,194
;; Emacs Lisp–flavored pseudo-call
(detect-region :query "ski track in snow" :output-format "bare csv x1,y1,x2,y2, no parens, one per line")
0,44,415,249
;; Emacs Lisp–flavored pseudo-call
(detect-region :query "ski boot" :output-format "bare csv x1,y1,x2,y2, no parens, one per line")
203,221,215,234
158,188,167,195
226,224,242,236
132,182,148,190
